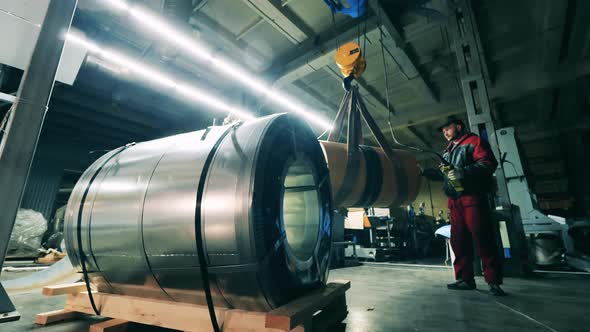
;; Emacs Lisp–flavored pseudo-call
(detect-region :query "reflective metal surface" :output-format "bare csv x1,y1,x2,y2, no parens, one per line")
319,141,421,208
283,159,321,261
64,114,332,311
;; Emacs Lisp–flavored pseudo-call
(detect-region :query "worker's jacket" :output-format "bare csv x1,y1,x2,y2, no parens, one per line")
434,132,498,198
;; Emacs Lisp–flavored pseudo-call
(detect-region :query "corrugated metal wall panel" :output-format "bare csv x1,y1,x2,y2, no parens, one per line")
20,156,63,222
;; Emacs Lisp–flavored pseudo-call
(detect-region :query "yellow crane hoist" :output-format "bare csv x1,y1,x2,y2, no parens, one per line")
333,40,455,173
335,41,366,90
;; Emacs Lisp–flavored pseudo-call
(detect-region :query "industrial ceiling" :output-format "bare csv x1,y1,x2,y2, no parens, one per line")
1,0,589,212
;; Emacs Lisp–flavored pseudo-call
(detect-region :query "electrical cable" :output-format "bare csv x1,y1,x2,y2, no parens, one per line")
500,153,520,176
442,24,462,99
357,0,361,46
331,11,340,50
362,8,368,55
376,9,448,165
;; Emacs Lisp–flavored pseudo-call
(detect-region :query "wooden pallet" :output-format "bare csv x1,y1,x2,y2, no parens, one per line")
35,280,350,332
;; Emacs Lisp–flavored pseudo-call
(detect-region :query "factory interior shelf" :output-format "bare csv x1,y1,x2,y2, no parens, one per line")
34,280,351,332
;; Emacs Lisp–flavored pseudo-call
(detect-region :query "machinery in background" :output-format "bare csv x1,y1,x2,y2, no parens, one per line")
494,127,590,271
343,208,439,262
344,209,398,262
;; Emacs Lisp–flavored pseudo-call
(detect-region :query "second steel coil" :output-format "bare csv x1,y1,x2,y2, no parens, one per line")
320,141,421,208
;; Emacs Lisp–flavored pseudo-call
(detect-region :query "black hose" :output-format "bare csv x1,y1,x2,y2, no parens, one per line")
375,8,448,166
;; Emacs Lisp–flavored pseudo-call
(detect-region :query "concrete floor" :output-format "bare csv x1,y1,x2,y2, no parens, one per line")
2,264,589,332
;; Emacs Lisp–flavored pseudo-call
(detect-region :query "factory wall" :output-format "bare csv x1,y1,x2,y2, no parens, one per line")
20,156,63,221
18,134,101,225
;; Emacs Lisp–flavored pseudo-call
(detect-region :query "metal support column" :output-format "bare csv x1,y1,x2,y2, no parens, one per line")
447,0,529,276
0,0,78,322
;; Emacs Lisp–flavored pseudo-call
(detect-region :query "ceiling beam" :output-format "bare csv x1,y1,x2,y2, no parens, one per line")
534,0,568,69
48,101,156,137
291,80,340,111
324,65,394,118
236,18,266,40
236,0,306,41
254,80,339,126
323,65,462,136
490,58,590,104
192,0,210,14
239,0,310,44
52,88,174,130
555,83,581,125
271,16,380,86
368,0,437,103
583,77,590,106
536,90,557,126
271,11,437,102
262,17,378,122
189,13,269,71
406,125,432,149
41,127,125,150
281,77,462,145
565,0,590,62
43,118,141,144
386,98,463,130
518,114,590,143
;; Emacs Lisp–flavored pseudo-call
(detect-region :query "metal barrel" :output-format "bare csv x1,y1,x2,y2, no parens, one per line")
64,114,333,311
319,141,421,208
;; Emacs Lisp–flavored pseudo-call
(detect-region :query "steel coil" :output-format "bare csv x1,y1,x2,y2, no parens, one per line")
64,114,333,311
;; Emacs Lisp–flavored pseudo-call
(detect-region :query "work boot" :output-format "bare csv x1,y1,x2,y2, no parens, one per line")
447,279,476,290
489,284,507,296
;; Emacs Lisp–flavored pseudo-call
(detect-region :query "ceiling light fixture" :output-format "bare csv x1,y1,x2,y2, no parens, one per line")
67,32,256,121
100,0,333,130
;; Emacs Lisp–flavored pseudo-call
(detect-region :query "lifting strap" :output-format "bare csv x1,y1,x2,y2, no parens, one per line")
326,86,408,206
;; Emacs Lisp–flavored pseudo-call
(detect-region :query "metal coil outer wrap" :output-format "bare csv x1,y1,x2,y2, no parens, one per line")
64,114,333,311
319,141,421,208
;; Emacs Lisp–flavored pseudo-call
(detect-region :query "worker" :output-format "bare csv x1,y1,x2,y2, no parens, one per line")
422,116,506,296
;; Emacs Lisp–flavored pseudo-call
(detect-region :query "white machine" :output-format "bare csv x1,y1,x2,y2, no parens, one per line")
494,127,590,269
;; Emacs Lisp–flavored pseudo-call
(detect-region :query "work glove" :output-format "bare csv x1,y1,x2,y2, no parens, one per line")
446,168,464,181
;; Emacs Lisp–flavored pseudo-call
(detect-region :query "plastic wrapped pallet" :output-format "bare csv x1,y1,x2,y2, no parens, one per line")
7,209,48,258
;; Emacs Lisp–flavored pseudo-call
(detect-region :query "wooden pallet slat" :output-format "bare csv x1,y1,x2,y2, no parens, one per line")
265,280,351,331
42,282,89,296
35,280,350,332
35,308,80,325
309,295,348,332
89,318,129,332
65,291,226,332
